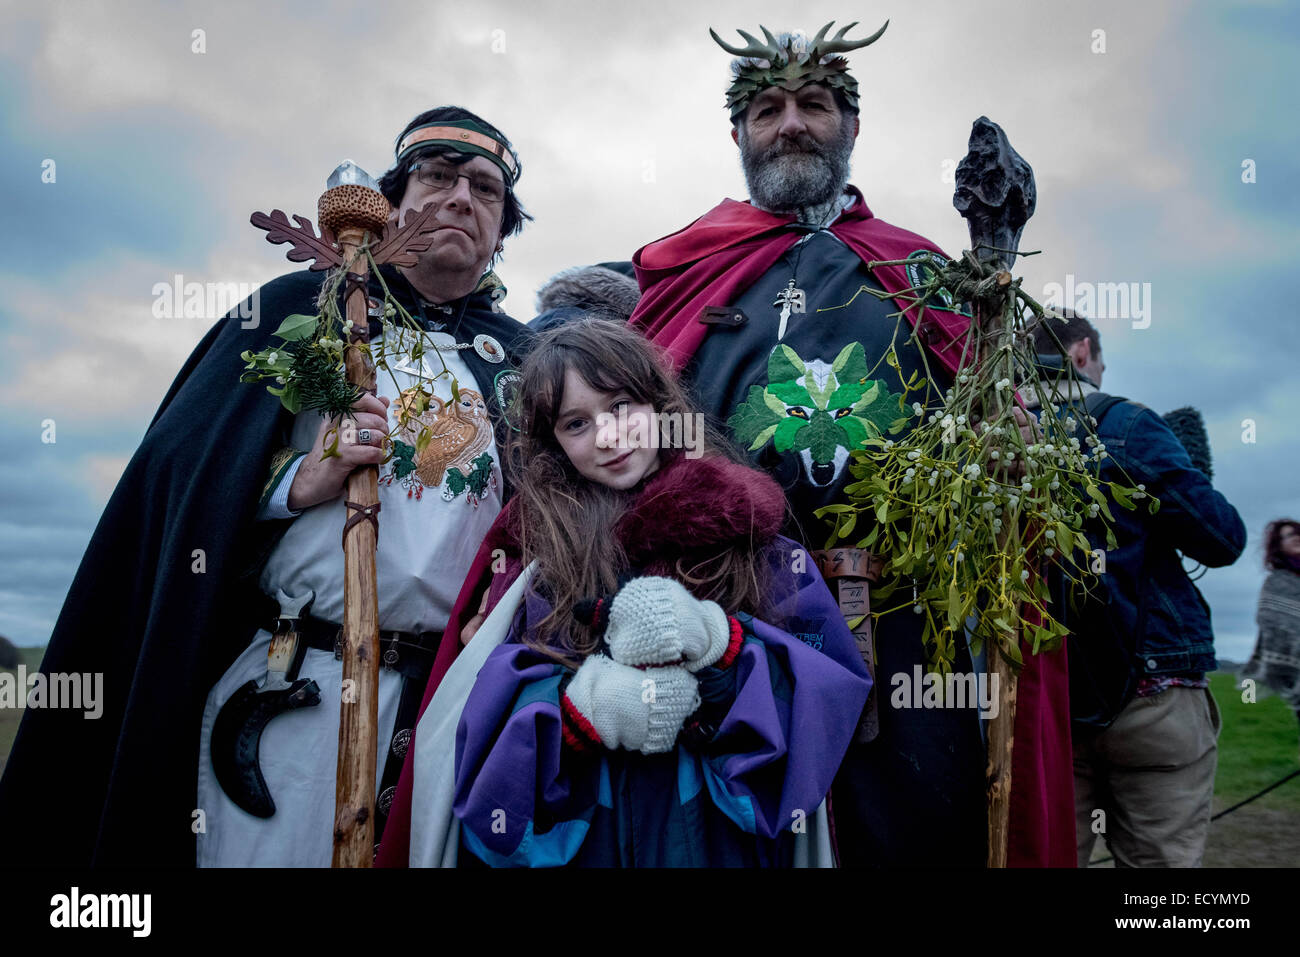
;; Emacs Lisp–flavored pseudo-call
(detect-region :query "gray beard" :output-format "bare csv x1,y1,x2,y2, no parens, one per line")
739,121,855,226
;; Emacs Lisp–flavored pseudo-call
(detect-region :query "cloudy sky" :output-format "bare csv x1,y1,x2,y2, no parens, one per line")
1,0,1296,662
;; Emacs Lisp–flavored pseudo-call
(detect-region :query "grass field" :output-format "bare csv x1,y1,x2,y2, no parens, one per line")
1201,670,1300,867
1086,670,1300,867
0,645,47,778
3,651,1296,865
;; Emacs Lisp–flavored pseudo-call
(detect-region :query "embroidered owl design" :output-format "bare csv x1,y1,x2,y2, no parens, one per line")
396,387,493,487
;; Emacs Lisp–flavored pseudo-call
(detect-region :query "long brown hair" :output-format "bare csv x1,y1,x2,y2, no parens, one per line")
1264,519,1300,570
506,318,775,665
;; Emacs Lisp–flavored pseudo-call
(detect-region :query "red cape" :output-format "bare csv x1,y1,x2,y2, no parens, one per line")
628,187,974,379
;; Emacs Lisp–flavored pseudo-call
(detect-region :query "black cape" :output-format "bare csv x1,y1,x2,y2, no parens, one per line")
0,266,531,866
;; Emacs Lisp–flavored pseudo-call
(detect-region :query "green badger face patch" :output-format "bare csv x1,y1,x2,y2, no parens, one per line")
729,341,902,487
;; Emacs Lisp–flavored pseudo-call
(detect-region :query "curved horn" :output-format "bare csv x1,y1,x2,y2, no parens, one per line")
817,19,890,57
809,22,833,50
736,28,778,56
211,677,323,818
761,24,802,63
709,26,778,60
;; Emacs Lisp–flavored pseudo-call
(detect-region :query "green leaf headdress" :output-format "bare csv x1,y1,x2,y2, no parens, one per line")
710,20,889,120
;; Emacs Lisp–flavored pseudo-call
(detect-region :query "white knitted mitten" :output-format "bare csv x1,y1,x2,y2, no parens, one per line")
563,654,700,754
605,576,731,672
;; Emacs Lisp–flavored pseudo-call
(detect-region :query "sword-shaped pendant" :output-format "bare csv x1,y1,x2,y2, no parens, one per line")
773,278,806,340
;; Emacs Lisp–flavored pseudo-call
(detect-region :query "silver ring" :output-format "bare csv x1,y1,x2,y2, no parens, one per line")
358,429,372,444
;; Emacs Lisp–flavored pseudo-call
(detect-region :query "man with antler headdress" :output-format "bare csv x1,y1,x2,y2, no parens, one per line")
629,22,1030,866
0,106,534,867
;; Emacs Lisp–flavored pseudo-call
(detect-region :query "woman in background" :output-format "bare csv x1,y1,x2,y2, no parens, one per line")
1244,519,1300,726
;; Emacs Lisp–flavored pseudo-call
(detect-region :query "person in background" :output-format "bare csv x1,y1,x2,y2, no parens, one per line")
1244,519,1300,727
1030,310,1247,868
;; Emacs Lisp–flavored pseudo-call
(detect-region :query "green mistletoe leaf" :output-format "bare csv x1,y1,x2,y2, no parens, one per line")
279,382,301,415
273,313,319,342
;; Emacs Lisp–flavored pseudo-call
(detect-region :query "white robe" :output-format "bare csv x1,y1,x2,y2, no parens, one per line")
197,330,502,866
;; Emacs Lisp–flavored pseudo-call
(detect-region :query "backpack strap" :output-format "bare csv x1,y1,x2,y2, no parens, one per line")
1082,391,1126,429
1069,390,1152,727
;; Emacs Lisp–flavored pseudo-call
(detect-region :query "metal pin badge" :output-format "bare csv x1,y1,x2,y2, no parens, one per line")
473,334,504,363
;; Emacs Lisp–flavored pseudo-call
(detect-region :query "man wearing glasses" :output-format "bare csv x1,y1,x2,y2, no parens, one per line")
0,107,533,867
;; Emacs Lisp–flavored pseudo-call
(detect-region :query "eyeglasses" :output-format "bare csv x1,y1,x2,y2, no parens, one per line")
410,160,508,204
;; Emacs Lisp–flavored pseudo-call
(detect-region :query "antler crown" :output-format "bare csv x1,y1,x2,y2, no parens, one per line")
710,20,889,119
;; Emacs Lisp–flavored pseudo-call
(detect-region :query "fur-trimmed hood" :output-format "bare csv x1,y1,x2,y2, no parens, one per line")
535,264,641,321
616,455,786,565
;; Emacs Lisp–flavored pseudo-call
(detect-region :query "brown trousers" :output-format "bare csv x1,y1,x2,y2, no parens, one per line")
1074,686,1222,867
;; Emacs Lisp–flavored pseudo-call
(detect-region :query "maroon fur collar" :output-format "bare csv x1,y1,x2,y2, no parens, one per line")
616,455,786,565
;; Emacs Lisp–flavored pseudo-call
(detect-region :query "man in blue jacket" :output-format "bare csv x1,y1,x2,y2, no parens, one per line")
1030,310,1246,868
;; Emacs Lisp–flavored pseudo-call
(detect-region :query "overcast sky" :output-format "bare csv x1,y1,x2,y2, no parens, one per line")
1,0,1296,662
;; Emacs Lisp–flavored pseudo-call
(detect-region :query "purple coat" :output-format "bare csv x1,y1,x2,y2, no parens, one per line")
452,535,871,867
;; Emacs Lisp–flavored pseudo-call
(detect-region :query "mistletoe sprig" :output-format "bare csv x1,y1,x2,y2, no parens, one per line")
238,244,462,463
816,251,1158,677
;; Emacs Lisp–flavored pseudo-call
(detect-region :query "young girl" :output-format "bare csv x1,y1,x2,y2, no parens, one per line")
390,318,871,867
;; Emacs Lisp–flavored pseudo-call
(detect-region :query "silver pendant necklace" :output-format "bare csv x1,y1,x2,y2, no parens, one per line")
773,201,841,340
774,277,806,341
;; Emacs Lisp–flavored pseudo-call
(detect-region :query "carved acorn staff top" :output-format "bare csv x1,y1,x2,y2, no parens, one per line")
243,167,463,425
251,161,443,273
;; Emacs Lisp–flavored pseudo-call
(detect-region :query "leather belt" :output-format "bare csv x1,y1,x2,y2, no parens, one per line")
813,547,882,745
277,614,441,682
267,612,442,855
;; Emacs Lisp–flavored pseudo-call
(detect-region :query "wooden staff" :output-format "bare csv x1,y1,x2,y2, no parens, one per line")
318,168,390,867
952,117,1037,868
252,163,442,867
